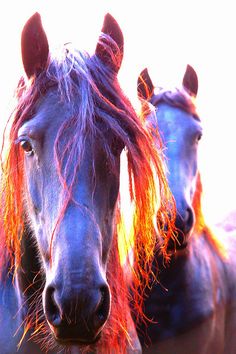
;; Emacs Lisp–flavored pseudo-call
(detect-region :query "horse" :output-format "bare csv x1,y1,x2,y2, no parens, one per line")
0,12,175,354
135,64,236,354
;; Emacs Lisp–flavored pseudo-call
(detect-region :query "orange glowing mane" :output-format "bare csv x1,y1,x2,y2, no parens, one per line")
0,39,175,352
192,173,227,258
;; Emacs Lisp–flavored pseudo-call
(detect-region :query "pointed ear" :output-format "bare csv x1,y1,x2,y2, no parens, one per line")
95,13,124,73
21,12,49,78
182,64,198,96
137,68,154,100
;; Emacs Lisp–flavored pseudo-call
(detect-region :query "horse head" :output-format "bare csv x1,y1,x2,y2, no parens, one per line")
0,12,175,352
19,12,126,346
138,65,202,247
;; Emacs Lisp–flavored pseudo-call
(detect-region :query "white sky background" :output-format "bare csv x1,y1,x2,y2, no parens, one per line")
0,0,235,225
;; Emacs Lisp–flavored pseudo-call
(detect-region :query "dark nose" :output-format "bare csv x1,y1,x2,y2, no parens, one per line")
167,206,194,251
175,206,194,237
44,283,110,344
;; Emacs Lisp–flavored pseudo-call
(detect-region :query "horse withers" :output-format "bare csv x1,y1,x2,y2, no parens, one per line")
136,65,236,354
0,12,174,354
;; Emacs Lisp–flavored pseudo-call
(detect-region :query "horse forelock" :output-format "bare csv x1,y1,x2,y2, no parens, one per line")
0,39,176,351
150,87,199,120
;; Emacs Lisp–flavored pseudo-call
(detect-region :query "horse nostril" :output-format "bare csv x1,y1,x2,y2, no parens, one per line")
93,285,110,331
174,206,194,241
45,286,61,327
185,207,194,232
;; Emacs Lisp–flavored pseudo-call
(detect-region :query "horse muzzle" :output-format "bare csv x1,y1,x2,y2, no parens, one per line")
166,206,195,251
175,206,195,236
44,282,111,344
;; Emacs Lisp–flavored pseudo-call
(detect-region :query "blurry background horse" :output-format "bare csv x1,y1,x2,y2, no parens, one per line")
135,65,236,354
0,12,175,354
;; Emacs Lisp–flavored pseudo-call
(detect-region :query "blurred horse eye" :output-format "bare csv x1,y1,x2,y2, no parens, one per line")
197,133,202,142
20,140,34,155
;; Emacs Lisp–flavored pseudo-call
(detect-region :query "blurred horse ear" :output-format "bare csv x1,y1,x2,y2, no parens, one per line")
137,68,154,100
95,13,124,73
21,12,49,78
182,64,198,97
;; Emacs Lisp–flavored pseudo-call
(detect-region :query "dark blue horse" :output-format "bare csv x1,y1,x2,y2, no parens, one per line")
0,12,175,354
136,65,236,354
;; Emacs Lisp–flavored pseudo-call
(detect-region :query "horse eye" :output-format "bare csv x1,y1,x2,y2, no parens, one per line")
20,140,34,156
197,133,202,142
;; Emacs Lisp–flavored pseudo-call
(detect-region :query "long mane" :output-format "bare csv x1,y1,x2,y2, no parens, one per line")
0,38,175,352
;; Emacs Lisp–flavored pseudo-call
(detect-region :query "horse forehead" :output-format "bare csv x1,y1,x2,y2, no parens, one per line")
156,104,201,133
18,91,74,137
34,91,74,125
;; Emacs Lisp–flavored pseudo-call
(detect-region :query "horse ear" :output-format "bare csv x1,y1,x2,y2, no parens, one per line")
182,64,198,96
95,13,124,73
137,68,154,100
21,12,49,78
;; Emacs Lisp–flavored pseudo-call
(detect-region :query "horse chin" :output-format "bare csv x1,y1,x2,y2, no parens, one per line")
49,323,102,347
55,335,100,346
